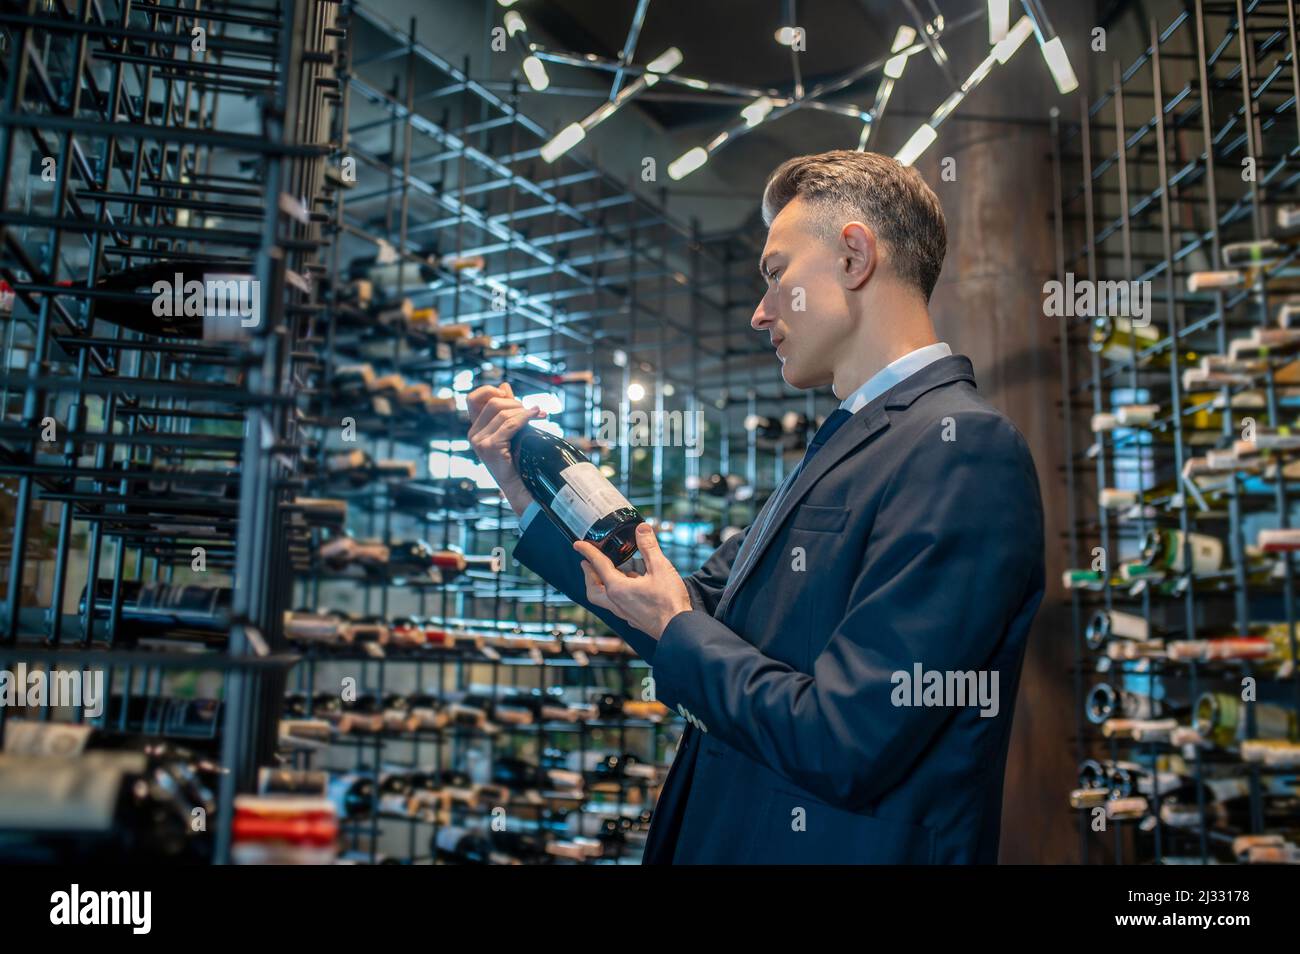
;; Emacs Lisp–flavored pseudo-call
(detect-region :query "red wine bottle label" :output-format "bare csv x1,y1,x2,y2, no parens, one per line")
551,462,632,538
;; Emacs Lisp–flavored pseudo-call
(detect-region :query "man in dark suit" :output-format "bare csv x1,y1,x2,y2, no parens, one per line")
468,150,1045,864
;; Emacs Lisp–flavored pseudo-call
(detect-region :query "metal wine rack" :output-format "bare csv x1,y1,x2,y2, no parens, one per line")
0,0,344,863
1054,0,1300,864
274,0,828,864
0,0,828,865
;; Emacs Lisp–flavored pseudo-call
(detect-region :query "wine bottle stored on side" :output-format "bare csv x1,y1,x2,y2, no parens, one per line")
510,423,643,566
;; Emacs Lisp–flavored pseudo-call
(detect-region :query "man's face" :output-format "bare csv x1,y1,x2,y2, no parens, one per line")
751,197,854,390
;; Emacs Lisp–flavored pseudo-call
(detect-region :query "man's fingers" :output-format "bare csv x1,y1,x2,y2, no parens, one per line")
478,405,544,448
574,540,619,585
467,393,515,439
634,522,672,573
466,384,507,421
580,561,614,610
469,396,534,442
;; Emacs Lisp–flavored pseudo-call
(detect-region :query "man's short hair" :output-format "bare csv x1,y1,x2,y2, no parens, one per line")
760,150,947,302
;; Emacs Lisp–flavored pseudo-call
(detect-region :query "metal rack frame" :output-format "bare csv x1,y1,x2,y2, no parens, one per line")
1053,0,1300,865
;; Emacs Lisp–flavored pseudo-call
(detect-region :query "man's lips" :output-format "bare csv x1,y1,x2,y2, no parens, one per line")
772,336,785,354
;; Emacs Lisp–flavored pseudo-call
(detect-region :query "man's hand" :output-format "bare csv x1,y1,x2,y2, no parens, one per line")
575,523,693,639
466,382,544,518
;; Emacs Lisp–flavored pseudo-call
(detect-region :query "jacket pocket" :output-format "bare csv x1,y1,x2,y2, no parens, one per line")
789,504,849,533
751,786,935,864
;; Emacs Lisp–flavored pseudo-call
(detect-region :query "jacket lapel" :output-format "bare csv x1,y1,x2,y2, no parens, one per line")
715,408,890,621
714,355,978,623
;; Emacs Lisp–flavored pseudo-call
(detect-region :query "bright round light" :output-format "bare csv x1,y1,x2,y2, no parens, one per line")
627,382,646,401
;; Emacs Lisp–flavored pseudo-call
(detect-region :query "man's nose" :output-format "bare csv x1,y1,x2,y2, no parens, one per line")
751,294,774,331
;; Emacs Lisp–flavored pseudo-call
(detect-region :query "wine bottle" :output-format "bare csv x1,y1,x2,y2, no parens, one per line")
1086,683,1159,724
687,472,749,499
1166,624,1300,664
510,423,643,566
1195,692,1299,747
1084,609,1156,649
1089,315,1198,367
326,774,375,820
348,256,438,291
377,772,416,815
381,694,418,733
743,415,785,441
283,610,351,646
1222,239,1292,269
1142,528,1225,575
390,478,481,513
80,580,231,638
68,258,259,339
1241,739,1300,767
405,692,448,730
338,694,385,734
432,825,493,864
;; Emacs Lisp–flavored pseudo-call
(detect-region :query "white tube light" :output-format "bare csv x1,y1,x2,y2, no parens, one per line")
894,14,1036,168
540,122,585,163
884,26,916,78
646,46,683,74
741,96,774,127
1040,36,1079,94
504,11,525,36
994,16,1033,64
668,146,708,180
895,124,937,166
522,55,549,91
988,0,1009,44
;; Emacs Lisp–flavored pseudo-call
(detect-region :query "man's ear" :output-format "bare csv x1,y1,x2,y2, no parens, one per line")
839,221,877,291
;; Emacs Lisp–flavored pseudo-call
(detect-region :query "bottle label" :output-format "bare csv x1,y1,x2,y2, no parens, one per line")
551,462,632,539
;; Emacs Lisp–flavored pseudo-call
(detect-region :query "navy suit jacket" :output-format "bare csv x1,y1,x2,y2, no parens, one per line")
513,355,1045,863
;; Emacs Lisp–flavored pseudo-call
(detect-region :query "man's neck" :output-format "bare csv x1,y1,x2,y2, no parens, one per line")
832,334,939,401
828,286,940,400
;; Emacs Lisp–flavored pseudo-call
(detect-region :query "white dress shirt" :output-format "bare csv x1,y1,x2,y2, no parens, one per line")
836,342,952,414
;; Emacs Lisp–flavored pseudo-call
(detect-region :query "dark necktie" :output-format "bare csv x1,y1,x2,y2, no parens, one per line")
800,407,854,468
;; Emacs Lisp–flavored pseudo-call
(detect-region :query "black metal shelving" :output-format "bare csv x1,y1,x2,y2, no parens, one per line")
0,0,828,865
0,0,341,863
1054,0,1300,865
261,0,820,865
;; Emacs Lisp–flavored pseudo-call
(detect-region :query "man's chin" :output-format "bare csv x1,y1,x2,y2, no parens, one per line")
780,361,827,392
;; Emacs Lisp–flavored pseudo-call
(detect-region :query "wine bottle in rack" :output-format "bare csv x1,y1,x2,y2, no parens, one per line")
390,478,481,513
1084,609,1160,650
432,825,494,865
348,256,438,293
72,257,259,340
1194,692,1299,747
1141,528,1225,575
688,472,750,499
1166,623,1300,664
1085,682,1163,724
326,774,375,820
510,422,644,566
377,772,416,816
1089,315,1198,367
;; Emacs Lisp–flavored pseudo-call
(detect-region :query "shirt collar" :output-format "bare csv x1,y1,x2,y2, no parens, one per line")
838,342,953,414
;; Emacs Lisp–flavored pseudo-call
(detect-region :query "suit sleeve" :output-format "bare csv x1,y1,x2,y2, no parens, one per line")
651,412,1044,810
513,508,748,664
